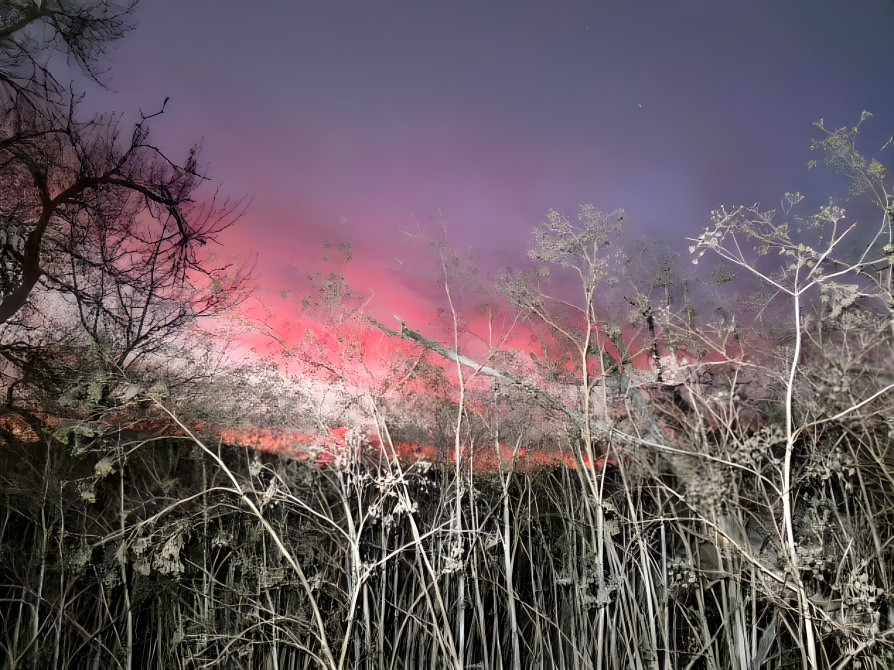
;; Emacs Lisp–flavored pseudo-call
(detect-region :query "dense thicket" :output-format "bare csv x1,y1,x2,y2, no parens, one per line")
1,359,892,669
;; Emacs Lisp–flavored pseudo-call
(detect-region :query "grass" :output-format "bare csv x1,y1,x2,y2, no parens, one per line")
2,362,892,669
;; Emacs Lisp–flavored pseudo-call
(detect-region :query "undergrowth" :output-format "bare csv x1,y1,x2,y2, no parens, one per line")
2,395,892,669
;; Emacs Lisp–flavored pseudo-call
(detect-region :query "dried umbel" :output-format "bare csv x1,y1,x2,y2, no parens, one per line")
884,243,894,266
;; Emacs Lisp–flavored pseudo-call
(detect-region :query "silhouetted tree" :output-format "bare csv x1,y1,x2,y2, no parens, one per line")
0,1,249,414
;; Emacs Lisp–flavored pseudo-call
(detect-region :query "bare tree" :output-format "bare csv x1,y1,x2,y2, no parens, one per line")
0,0,136,111
0,1,250,413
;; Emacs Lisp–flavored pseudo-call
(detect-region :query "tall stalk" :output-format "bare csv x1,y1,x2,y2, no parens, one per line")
783,272,818,668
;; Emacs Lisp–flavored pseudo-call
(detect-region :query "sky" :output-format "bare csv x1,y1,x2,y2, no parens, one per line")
80,0,894,350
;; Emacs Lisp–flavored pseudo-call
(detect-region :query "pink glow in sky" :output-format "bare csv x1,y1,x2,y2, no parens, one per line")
78,1,894,355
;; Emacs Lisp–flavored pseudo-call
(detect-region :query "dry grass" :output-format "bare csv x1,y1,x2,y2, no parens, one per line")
2,356,892,670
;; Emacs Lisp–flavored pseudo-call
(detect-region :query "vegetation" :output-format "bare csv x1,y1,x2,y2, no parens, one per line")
2,3,893,670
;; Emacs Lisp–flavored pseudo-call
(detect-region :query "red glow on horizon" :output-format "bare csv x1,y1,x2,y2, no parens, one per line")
216,424,619,474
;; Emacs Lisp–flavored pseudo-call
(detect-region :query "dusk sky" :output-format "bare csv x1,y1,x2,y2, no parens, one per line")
83,1,894,344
